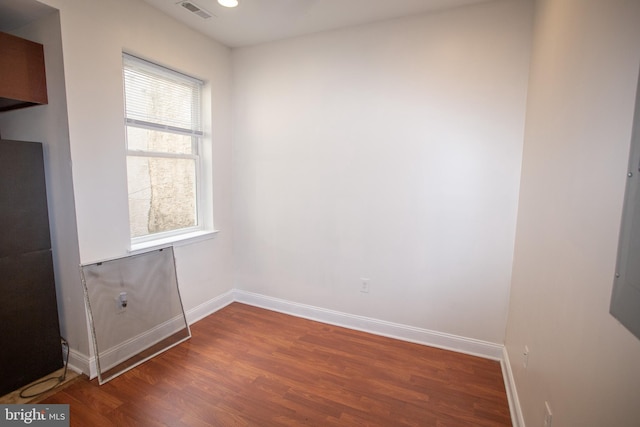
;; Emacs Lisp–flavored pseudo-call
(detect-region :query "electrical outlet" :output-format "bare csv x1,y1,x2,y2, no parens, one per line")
523,345,529,368
115,291,128,313
115,297,125,313
360,278,370,293
544,401,553,427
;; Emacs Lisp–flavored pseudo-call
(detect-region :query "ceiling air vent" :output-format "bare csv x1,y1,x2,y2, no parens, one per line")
179,1,213,19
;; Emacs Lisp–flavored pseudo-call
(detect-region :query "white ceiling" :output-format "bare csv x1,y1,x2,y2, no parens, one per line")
0,0,492,47
142,0,493,48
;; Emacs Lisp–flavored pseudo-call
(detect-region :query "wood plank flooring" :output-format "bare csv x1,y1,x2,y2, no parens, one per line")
39,303,511,426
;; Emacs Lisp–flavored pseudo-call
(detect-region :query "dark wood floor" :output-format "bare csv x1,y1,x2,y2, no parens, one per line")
40,303,511,426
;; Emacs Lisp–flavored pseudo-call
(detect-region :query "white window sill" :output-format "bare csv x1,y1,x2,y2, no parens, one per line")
128,230,219,255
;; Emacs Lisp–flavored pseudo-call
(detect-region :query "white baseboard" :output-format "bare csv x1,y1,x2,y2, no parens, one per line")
501,347,525,427
66,347,93,377
235,290,523,426
70,288,523,427
70,289,236,379
233,290,504,360
185,289,236,324
97,315,188,373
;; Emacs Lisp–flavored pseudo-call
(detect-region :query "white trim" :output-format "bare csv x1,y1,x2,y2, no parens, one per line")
72,289,235,379
66,348,93,378
123,52,204,85
72,288,523,427
126,149,198,160
128,229,219,254
185,289,236,324
77,289,505,373
126,118,204,137
96,315,188,374
233,290,504,360
501,346,525,427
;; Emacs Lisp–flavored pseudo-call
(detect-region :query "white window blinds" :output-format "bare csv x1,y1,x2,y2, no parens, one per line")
123,53,203,137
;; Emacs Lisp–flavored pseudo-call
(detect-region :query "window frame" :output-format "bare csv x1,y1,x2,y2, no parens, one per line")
122,53,209,249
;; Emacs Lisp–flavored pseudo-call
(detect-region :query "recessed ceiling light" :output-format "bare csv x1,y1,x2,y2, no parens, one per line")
217,0,238,7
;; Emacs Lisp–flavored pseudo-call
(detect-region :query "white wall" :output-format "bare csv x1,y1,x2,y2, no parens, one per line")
0,11,88,359
232,0,532,344
6,3,639,423
28,0,235,362
505,0,640,425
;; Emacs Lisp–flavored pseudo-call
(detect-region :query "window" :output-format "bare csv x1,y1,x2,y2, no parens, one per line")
123,53,205,245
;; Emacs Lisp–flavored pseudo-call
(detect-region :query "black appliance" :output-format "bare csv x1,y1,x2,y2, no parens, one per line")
0,139,63,396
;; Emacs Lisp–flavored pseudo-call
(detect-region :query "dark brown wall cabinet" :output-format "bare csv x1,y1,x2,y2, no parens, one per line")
0,139,62,396
0,31,48,112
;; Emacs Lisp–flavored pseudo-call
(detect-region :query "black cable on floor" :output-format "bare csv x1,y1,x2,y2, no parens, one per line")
19,337,70,399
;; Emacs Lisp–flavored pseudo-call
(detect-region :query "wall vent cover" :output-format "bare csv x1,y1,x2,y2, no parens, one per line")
179,1,213,19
